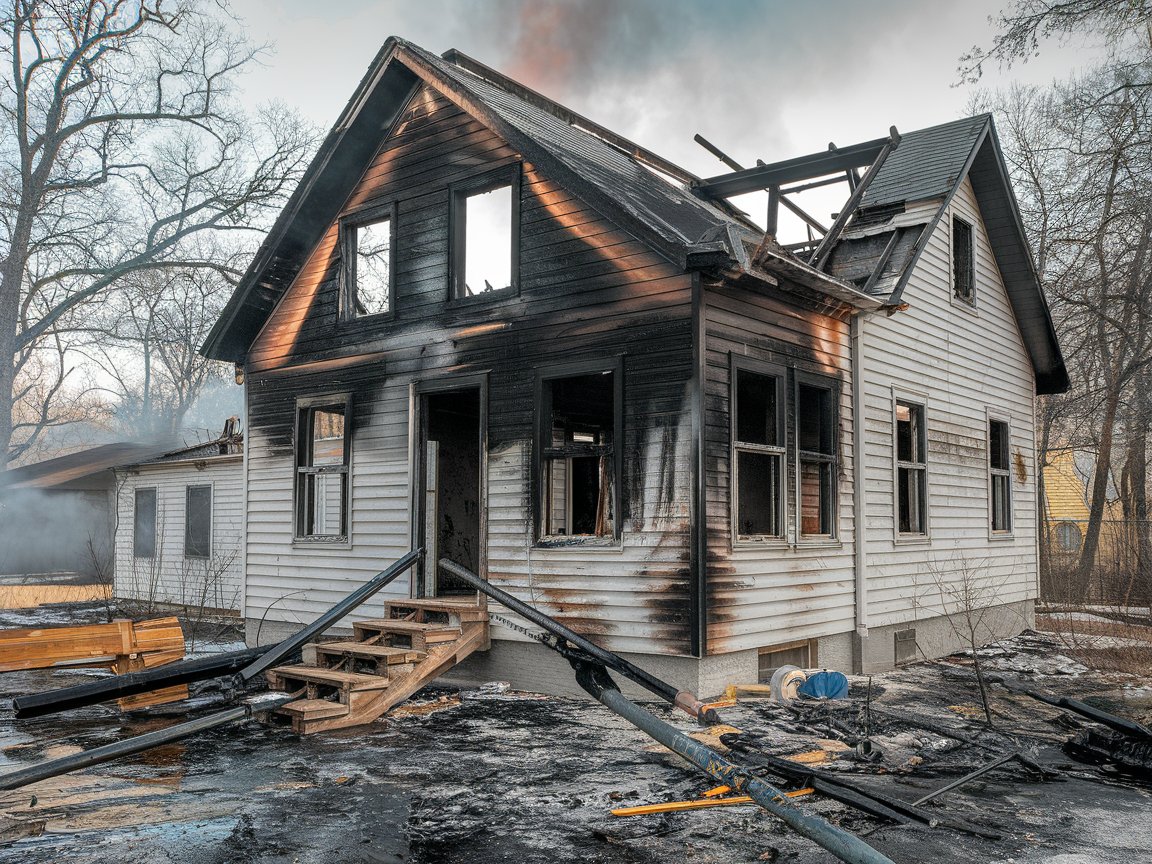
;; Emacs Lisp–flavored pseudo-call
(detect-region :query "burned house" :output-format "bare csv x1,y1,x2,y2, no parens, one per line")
200,38,1066,693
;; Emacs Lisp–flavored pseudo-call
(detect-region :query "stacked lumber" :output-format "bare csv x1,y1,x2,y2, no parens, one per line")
0,617,188,710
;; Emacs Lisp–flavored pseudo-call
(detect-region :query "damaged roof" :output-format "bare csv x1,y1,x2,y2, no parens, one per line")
201,38,1066,394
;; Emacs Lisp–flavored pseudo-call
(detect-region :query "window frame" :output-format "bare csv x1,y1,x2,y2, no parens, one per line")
951,213,976,307
448,163,521,305
340,201,398,323
893,393,929,542
533,357,624,546
730,355,787,546
794,371,840,543
988,413,1013,537
294,395,353,545
133,486,158,559
184,483,213,559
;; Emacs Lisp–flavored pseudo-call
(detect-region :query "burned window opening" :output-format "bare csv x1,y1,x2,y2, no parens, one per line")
451,169,519,301
733,366,784,540
345,213,393,318
952,215,974,304
896,400,927,536
296,401,350,540
990,418,1012,533
185,485,212,559
797,380,837,538
133,487,157,559
540,371,617,540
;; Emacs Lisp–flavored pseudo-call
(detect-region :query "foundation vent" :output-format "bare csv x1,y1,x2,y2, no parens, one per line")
894,628,917,665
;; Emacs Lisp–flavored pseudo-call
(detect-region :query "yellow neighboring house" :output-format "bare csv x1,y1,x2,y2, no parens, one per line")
1043,448,1122,556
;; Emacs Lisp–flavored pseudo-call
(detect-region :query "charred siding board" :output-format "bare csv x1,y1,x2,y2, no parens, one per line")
702,283,857,654
244,85,695,655
860,176,1037,626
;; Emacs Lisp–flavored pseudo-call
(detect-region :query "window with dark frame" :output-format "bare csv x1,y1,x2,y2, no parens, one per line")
733,366,785,540
895,400,927,536
539,371,617,540
797,380,837,538
451,169,518,300
989,418,1012,532
133,487,157,558
185,485,212,558
952,216,975,303
295,402,350,540
345,213,393,318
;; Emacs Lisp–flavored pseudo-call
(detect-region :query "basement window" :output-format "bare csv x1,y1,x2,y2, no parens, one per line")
539,370,618,540
895,400,928,536
296,401,350,540
344,210,394,319
133,487,157,559
451,168,519,300
797,379,837,538
952,215,975,304
733,364,785,540
989,418,1012,533
184,485,212,559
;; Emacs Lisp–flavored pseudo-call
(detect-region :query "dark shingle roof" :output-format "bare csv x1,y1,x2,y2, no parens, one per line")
862,115,990,210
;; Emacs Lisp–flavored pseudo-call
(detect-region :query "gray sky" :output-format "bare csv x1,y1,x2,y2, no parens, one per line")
232,0,1103,177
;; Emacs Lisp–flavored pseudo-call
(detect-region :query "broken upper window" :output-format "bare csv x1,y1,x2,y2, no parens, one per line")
346,213,393,318
185,485,212,558
797,380,837,538
952,215,974,304
896,400,927,536
133,487,157,558
452,170,517,300
296,402,350,540
989,418,1012,532
733,366,784,540
540,370,617,540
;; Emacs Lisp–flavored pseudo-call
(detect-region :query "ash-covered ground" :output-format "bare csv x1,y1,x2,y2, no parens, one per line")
1,602,1151,863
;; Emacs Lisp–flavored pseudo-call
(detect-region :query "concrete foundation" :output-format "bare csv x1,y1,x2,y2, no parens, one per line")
244,597,1034,699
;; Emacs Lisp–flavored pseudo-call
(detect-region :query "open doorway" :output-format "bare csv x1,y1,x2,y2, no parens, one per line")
417,385,482,596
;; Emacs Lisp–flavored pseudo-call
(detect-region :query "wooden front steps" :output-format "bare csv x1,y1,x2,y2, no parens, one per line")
266,596,488,734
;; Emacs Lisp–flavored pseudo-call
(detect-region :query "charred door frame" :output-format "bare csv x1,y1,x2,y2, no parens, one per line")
409,373,489,598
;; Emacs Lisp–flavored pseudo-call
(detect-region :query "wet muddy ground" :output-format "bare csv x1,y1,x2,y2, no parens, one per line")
1,603,1151,863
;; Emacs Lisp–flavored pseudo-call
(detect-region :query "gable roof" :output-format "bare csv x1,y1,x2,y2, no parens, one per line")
0,441,177,490
201,38,1066,395
825,113,1068,394
201,37,873,363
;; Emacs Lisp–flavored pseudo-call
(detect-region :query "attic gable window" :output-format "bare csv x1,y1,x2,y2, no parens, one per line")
952,215,975,304
451,167,520,301
343,207,395,319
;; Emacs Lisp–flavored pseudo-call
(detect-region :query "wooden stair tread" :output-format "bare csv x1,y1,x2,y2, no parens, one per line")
315,642,425,663
386,598,483,611
355,619,459,634
267,664,391,690
278,699,349,720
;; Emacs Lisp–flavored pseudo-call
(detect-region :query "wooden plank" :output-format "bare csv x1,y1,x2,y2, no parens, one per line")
266,664,393,691
315,641,425,664
0,617,184,673
278,698,350,720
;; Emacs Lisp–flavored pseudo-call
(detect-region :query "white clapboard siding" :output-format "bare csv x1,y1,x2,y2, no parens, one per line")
860,176,1037,628
113,456,244,611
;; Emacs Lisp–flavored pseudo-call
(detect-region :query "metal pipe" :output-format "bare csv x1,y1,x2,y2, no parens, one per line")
1022,690,1152,740
571,661,894,864
438,559,714,722
238,549,423,682
0,696,294,792
13,646,273,720
912,752,1020,807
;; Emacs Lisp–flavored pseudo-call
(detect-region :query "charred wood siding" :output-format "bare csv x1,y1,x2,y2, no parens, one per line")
702,281,857,654
859,176,1038,626
244,86,695,655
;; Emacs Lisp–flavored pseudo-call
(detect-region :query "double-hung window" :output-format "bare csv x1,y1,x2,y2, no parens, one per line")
732,364,785,540
296,401,350,540
134,488,157,558
989,418,1012,533
538,368,619,541
895,400,928,536
796,379,838,538
184,485,212,558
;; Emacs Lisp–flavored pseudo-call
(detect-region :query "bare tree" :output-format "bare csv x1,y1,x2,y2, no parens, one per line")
0,1,313,464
